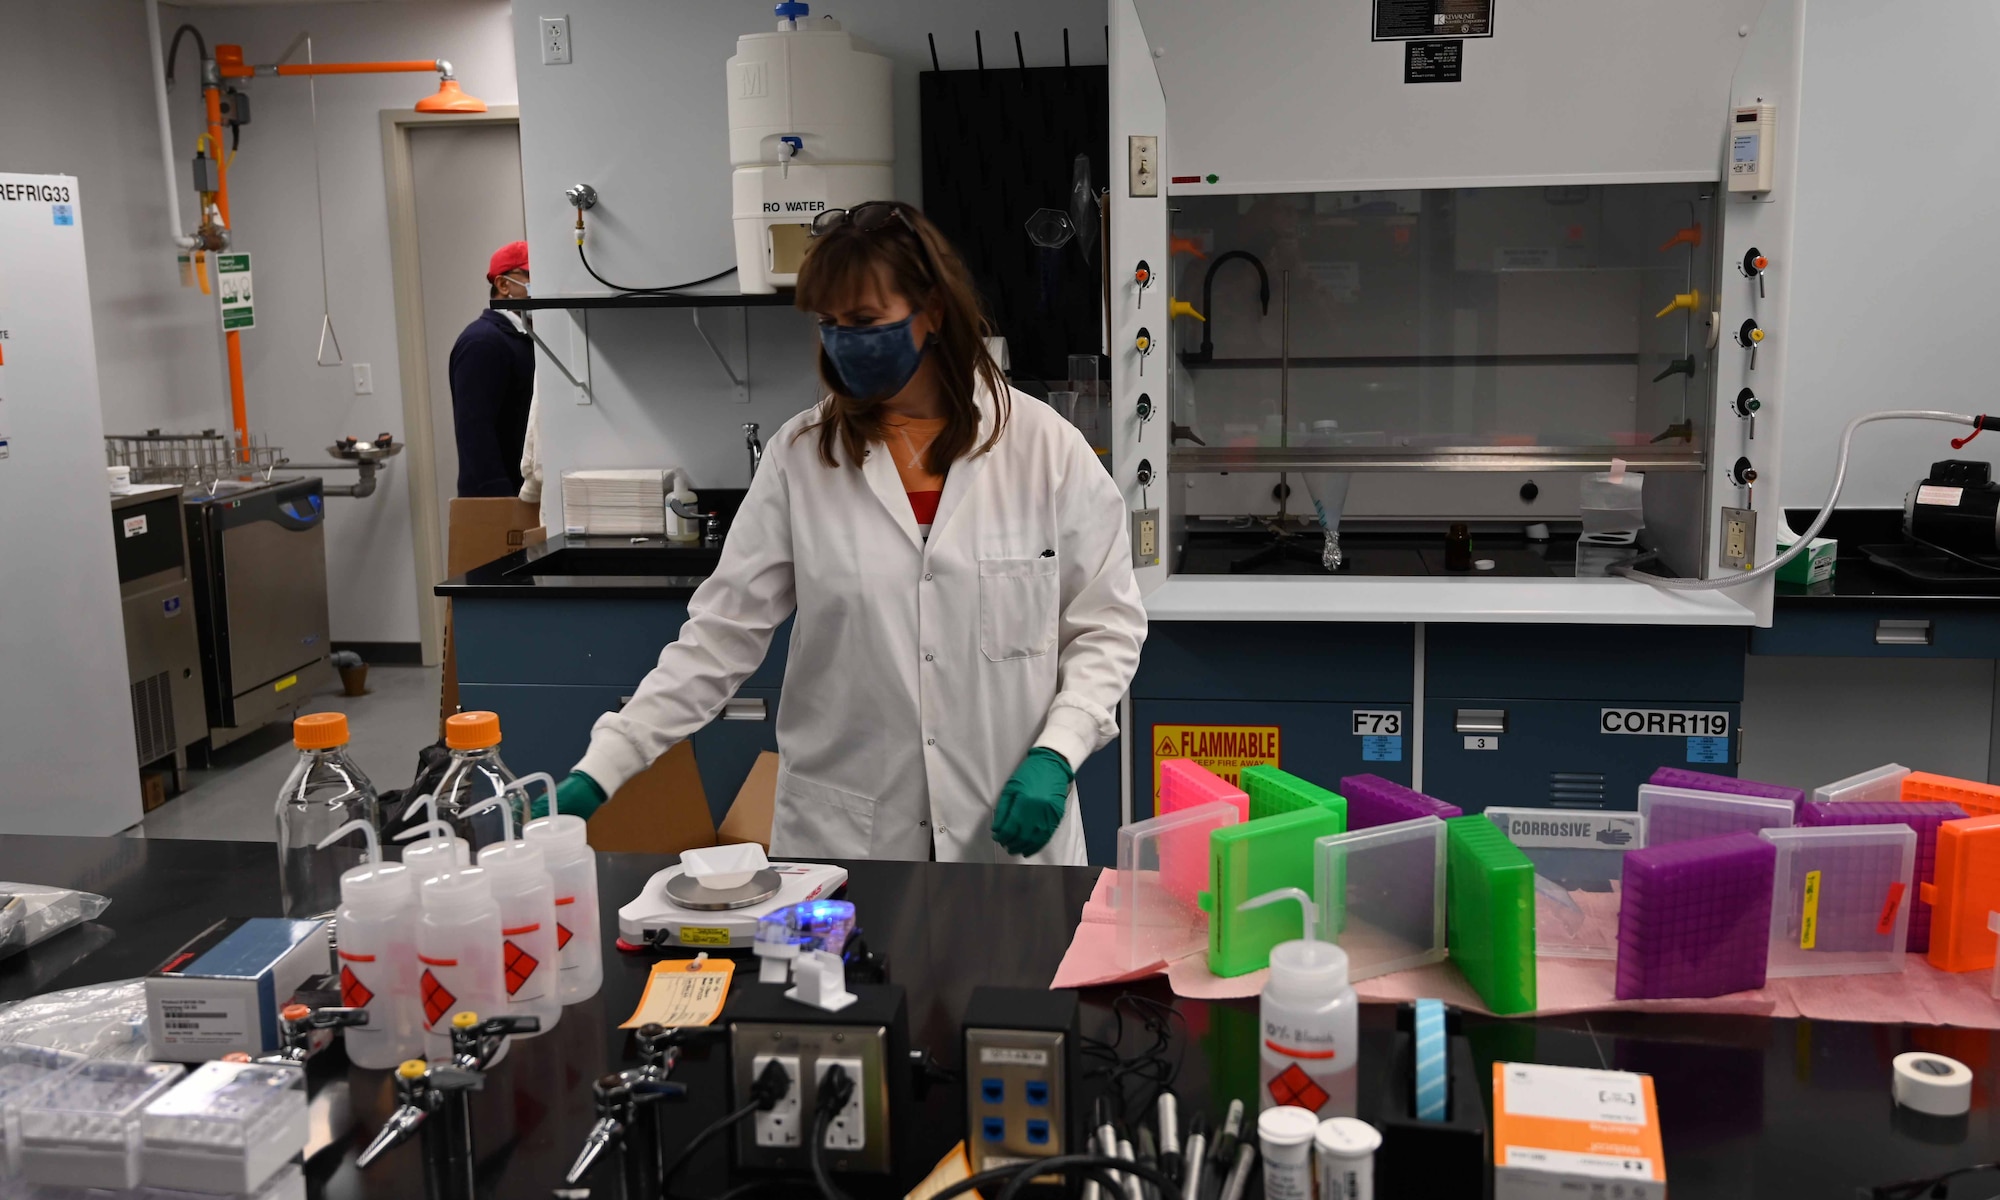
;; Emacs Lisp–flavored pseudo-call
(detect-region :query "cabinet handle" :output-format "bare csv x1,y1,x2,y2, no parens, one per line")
1455,708,1508,735
723,698,768,721
1875,619,1933,646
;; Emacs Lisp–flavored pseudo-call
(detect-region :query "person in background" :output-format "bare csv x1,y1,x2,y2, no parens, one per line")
537,201,1147,864
448,241,535,497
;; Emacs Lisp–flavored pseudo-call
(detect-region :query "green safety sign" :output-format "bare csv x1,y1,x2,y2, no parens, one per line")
217,252,254,331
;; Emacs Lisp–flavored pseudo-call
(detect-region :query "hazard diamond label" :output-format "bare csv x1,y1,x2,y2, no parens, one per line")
556,923,574,951
1269,1063,1328,1112
420,969,457,1028
504,941,541,996
340,964,375,1009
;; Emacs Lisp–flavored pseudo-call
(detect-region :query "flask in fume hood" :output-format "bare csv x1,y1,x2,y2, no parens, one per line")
275,713,381,918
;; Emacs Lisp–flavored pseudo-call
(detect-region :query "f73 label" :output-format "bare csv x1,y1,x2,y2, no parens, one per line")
1352,710,1402,736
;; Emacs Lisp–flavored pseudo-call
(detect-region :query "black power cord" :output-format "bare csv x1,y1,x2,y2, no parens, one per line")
661,1058,792,1193
575,239,738,295
926,1154,1181,1200
1866,1161,2000,1200
1081,994,1189,1129
810,1064,858,1200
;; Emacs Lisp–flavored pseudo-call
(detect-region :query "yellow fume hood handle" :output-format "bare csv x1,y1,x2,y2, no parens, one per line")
1655,289,1700,319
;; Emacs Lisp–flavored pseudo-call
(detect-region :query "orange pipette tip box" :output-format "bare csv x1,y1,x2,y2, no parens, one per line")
1903,772,2000,818
1921,813,2000,972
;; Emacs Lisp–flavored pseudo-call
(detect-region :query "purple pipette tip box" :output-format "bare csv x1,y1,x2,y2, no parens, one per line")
1648,767,1805,812
1338,773,1461,830
1616,831,1776,1000
1799,800,1965,953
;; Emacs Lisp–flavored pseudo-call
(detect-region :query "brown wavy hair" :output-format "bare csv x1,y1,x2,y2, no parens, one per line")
792,202,1009,475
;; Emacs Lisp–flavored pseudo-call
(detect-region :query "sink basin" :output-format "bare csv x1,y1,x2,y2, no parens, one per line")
503,544,722,578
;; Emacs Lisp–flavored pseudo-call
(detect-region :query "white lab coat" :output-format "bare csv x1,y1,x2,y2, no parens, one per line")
574,382,1147,864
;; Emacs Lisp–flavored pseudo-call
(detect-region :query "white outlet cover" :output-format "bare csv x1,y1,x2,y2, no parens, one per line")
541,16,571,65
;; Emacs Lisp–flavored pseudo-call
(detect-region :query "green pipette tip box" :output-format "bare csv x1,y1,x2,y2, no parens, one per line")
1241,765,1349,827
1199,805,1347,977
1445,815,1537,1014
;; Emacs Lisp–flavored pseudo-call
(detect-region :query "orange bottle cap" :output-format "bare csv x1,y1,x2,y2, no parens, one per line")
445,711,502,750
281,1003,311,1021
293,712,349,750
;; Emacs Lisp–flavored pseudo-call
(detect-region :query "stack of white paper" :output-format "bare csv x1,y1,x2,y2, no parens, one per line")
560,469,668,536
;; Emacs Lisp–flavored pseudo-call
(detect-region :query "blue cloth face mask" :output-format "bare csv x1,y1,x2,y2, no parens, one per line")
820,314,927,401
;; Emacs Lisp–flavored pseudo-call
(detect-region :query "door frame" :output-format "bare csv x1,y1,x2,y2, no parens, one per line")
380,104,521,666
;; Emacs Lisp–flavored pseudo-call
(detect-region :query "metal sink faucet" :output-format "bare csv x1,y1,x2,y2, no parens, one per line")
745,422,763,479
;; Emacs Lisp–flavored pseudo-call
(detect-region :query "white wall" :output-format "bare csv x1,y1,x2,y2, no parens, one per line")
161,0,519,645
509,0,1107,501
1780,0,2000,509
0,0,226,435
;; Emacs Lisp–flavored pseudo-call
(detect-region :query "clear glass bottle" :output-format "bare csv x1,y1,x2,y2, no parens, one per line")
434,712,522,853
276,713,381,918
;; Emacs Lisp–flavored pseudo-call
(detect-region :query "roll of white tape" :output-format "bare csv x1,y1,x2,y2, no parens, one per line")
1892,1052,1973,1116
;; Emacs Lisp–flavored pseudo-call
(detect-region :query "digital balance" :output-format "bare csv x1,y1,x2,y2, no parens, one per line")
616,843,847,951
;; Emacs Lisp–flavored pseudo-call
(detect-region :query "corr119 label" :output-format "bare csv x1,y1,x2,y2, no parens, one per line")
1599,709,1730,737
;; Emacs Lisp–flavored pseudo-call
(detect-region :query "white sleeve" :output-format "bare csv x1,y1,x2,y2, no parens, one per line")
572,447,797,795
1032,431,1148,770
517,372,542,506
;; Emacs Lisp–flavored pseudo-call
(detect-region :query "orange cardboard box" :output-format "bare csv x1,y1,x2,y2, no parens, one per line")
1493,1062,1665,1200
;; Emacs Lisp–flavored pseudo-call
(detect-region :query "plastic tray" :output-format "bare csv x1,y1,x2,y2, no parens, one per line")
13,1060,184,1189
1314,817,1447,981
1201,805,1346,978
1111,801,1241,970
0,1045,86,1168
1638,785,1793,847
1924,813,2000,973
140,1061,307,1195
1901,771,2000,817
1158,760,1248,821
1240,765,1347,824
1443,817,1536,1014
141,1161,305,1200
1761,826,1915,978
1616,831,1775,1000
1485,808,1641,960
1812,764,1910,806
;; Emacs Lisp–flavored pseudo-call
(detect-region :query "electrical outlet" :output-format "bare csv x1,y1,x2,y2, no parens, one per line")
1128,135,1159,197
1720,506,1755,569
751,1054,801,1147
817,1058,867,1151
1131,508,1160,568
350,363,372,395
540,16,571,65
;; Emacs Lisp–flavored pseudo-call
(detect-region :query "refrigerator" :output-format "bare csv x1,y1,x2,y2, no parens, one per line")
0,173,144,834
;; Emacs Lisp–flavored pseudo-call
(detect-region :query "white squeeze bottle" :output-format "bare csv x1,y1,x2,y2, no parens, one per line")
1240,887,1358,1119
467,782,562,1035
413,855,506,1062
317,819,423,1069
396,796,473,882
524,814,602,1004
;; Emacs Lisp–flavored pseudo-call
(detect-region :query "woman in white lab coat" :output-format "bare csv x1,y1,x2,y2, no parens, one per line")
543,201,1147,864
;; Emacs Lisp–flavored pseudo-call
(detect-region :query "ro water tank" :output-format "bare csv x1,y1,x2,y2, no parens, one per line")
727,3,893,292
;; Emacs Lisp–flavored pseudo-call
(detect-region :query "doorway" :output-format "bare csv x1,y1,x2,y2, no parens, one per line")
382,106,522,664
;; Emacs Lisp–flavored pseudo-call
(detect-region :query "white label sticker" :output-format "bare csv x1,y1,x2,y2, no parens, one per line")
1351,710,1402,736
1917,485,1964,507
1487,809,1641,850
123,514,147,538
157,996,250,1047
1494,247,1558,271
1503,1145,1659,1181
1464,735,1499,751
1600,709,1730,737
1501,1063,1648,1125
979,1046,1049,1067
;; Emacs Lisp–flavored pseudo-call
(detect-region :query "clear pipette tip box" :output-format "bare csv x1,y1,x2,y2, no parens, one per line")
1485,808,1642,960
1812,764,1910,806
140,1061,306,1195
1314,816,1447,981
1646,767,1803,812
1113,800,1240,970
1637,785,1793,848
11,1060,184,1190
0,1046,87,1166
1760,825,1915,979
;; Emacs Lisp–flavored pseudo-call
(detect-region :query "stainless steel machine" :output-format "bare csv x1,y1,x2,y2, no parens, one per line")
111,485,206,786
182,477,334,748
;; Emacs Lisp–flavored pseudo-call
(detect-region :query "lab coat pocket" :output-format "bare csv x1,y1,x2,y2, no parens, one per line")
978,556,1059,662
772,766,876,858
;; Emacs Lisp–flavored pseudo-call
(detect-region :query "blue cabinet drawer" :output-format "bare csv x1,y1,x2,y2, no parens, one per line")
1131,699,1414,819
454,597,791,689
457,682,779,824
1422,698,1739,813
1134,623,1414,702
1752,608,2000,658
1427,624,1746,701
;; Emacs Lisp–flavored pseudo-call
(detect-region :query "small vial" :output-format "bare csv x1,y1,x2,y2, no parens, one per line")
1315,1117,1381,1200
1257,1106,1317,1200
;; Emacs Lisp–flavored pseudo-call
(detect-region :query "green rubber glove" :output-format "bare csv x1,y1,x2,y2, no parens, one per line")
534,771,607,821
990,748,1074,857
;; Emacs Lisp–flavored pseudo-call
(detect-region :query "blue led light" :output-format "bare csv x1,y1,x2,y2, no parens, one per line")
754,898,857,956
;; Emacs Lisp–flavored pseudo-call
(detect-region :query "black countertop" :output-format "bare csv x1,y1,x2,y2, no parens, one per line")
436,534,719,600
4,835,1998,1199
1776,508,2000,608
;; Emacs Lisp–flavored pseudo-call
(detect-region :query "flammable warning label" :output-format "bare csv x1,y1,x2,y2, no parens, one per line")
1151,724,1280,807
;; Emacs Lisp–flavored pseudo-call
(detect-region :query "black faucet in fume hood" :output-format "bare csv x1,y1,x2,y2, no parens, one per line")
1179,250,1271,367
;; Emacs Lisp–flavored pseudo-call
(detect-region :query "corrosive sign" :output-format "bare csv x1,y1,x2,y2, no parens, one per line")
1151,724,1280,802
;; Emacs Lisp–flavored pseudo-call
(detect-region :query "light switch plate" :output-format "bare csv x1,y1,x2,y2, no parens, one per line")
1127,135,1159,197
1131,508,1160,568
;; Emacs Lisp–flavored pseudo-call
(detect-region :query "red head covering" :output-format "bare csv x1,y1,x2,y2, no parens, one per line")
486,240,529,283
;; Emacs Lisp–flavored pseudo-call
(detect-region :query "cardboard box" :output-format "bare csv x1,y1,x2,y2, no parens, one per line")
145,919,330,1063
718,751,778,850
441,497,545,728
585,741,717,855
1775,530,1836,585
1493,1061,1665,1200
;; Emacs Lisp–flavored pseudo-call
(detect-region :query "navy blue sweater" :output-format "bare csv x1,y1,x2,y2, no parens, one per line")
448,308,535,497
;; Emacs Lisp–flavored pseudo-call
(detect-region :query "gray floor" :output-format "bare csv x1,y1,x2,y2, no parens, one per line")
135,666,443,842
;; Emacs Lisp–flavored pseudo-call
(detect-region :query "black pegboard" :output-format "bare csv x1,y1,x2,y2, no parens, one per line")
920,65,1108,387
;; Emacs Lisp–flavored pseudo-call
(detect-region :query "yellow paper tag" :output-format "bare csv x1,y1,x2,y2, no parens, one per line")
620,957,735,1029
1800,869,1821,950
274,674,298,693
905,1141,978,1200
680,926,732,946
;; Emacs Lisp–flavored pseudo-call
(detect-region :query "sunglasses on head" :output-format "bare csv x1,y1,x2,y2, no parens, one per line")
811,202,938,280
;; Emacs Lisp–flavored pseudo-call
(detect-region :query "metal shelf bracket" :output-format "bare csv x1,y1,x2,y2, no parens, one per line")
691,308,751,403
